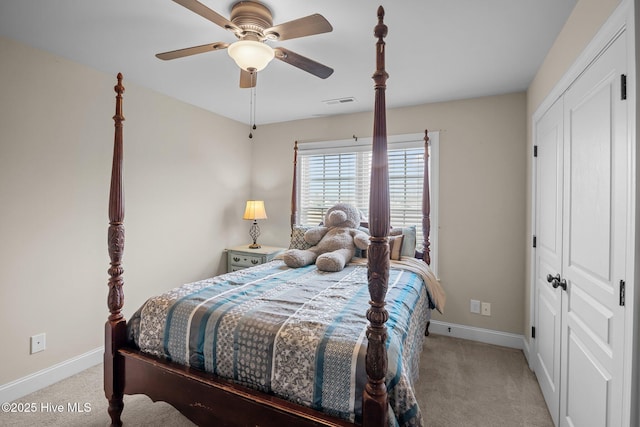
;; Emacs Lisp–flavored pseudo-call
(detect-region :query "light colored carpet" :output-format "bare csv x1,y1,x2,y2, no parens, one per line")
1,335,552,426
419,335,553,427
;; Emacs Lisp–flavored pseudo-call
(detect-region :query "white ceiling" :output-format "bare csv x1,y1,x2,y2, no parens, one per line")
0,0,577,125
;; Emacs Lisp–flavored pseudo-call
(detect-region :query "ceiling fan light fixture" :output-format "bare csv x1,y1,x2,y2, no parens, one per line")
228,40,275,72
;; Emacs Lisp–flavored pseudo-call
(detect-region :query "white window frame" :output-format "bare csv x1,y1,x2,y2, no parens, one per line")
296,132,439,275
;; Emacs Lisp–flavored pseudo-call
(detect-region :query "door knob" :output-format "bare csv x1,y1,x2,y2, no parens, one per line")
547,273,567,291
554,278,567,291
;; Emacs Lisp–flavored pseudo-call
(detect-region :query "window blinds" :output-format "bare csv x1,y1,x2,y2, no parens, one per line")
298,137,428,250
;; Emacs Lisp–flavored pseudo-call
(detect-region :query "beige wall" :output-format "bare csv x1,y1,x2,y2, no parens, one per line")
252,92,527,335
524,0,621,347
0,37,251,385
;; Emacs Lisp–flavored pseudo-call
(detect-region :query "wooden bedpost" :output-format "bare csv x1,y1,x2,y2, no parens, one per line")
291,140,298,230
104,73,126,427
422,130,431,265
363,6,390,426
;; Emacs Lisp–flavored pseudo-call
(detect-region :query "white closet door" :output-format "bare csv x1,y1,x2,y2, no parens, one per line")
559,30,627,427
533,97,564,427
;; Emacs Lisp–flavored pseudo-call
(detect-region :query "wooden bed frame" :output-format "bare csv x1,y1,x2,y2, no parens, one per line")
105,7,431,427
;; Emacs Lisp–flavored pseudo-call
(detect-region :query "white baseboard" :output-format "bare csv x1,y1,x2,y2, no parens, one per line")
429,320,525,350
0,347,103,403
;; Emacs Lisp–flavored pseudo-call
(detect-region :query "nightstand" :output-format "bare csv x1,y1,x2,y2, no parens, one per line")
226,245,286,272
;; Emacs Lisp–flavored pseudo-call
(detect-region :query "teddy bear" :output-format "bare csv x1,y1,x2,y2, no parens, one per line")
283,202,370,272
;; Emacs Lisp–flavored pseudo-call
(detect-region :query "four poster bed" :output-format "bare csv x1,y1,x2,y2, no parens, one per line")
104,7,444,427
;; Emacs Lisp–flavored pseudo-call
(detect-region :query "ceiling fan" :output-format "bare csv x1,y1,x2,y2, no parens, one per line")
156,0,334,88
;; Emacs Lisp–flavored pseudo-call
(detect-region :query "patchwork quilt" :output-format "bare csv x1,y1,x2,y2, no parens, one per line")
128,260,438,426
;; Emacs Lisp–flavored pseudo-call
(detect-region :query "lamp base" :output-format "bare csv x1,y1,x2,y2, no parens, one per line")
248,221,261,249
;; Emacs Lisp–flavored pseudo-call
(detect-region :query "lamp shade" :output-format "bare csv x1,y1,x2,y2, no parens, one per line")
243,200,268,220
228,40,275,72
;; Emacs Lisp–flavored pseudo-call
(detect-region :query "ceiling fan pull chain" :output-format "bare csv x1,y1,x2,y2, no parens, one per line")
253,72,257,131
248,70,257,138
248,71,255,138
248,96,252,138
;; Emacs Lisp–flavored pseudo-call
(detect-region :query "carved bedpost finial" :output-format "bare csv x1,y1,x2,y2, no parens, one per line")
115,73,124,93
114,73,125,124
375,6,387,38
372,6,388,88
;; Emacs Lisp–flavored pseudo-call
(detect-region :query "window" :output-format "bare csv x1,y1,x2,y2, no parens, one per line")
296,132,439,272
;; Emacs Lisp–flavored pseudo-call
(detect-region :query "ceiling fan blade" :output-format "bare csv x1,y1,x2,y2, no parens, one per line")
274,47,334,79
156,42,229,60
172,0,240,33
240,69,257,88
265,14,332,41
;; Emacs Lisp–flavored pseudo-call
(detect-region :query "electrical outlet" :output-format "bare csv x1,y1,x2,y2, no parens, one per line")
481,302,491,316
30,333,46,354
470,299,481,314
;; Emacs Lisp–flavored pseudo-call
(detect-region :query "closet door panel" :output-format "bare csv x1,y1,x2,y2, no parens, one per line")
536,277,561,389
565,330,609,427
566,84,612,284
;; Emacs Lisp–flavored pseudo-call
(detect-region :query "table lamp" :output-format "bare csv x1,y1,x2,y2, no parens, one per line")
243,200,268,249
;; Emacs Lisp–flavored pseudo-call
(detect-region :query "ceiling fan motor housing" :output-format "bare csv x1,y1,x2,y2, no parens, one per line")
230,1,275,41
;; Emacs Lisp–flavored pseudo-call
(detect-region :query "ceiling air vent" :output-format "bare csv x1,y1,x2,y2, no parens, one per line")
323,97,356,105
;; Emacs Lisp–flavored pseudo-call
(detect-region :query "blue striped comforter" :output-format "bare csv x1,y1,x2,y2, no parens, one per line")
128,260,434,426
